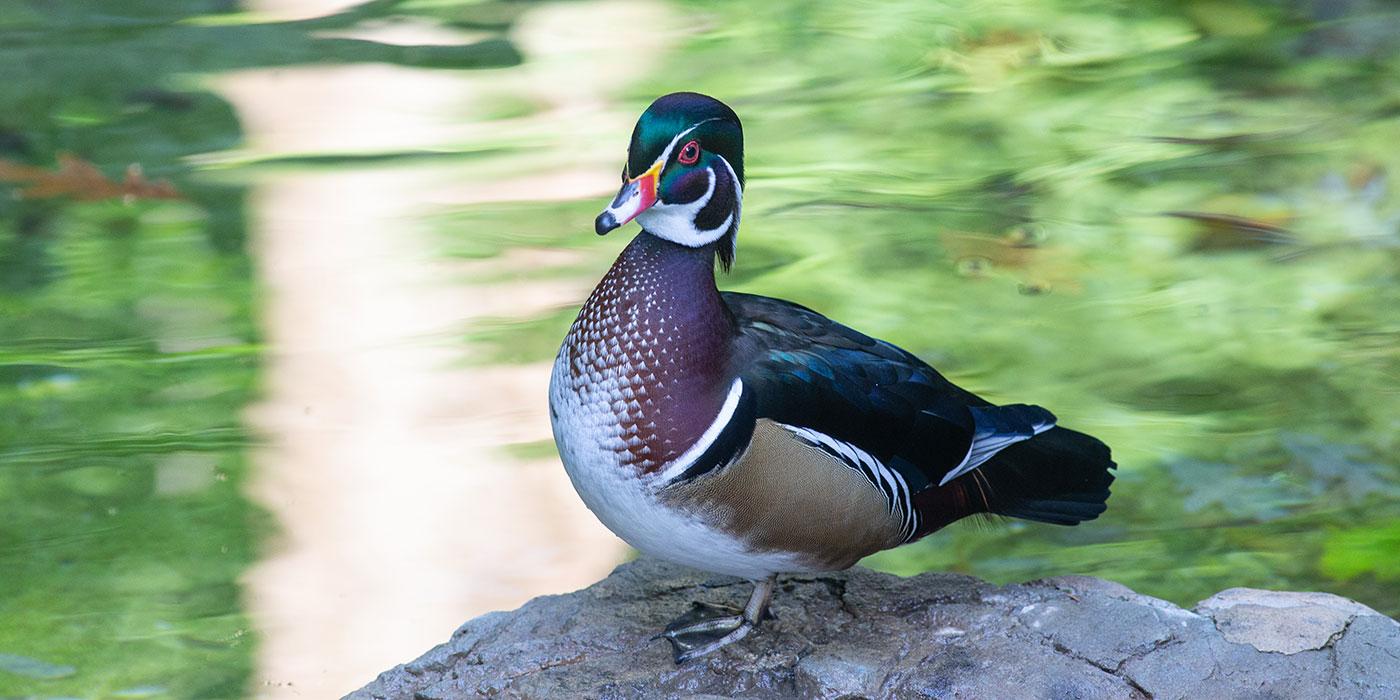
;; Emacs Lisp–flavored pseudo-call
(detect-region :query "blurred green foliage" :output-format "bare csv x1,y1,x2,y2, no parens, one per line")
0,0,516,696
461,0,1400,615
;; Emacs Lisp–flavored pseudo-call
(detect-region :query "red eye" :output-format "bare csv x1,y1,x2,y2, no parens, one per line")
677,140,700,165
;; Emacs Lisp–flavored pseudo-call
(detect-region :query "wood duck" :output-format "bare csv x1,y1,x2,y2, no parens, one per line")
549,92,1115,663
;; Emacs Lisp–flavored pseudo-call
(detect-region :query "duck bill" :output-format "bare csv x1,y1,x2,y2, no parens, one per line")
595,162,660,235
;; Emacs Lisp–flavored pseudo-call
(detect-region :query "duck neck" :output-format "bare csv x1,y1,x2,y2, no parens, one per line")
565,232,735,475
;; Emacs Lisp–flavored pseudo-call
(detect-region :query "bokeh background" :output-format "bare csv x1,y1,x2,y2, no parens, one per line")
2,0,1398,697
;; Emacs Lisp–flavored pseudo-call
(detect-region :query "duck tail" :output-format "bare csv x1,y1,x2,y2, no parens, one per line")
975,426,1116,525
908,425,1115,540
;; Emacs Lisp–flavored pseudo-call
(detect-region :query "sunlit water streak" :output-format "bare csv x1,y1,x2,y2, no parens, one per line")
215,1,681,695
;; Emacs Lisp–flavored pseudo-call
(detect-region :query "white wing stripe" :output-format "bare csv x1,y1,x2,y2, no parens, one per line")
937,414,1055,487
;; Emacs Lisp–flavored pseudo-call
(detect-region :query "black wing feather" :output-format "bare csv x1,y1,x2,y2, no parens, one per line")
725,292,981,482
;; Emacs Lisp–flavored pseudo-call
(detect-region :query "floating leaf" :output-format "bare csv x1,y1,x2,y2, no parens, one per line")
1165,210,1298,251
938,227,1081,292
0,153,181,202
941,230,1037,271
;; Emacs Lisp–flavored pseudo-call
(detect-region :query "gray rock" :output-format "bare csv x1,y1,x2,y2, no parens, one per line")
1195,587,1378,655
347,558,1400,700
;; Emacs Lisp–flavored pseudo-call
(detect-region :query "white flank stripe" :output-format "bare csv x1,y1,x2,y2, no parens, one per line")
656,378,745,483
644,118,722,178
782,424,917,539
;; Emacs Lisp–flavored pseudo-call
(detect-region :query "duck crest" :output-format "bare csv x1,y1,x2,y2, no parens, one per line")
559,233,734,475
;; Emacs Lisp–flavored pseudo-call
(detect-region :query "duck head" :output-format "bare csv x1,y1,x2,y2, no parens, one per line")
595,92,745,270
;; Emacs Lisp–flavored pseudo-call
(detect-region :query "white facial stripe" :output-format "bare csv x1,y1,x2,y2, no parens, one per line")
639,152,744,248
647,126,693,175
605,119,724,229
627,119,743,249
644,117,723,178
716,153,743,261
655,378,745,483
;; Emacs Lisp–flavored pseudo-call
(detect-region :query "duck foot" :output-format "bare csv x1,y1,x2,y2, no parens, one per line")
655,574,776,664
658,609,753,664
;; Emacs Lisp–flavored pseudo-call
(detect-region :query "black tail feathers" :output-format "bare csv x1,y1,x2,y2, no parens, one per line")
976,425,1116,526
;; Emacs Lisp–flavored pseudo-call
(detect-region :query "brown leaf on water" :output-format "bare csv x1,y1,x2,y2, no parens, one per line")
1346,162,1385,193
1164,211,1297,251
939,227,1082,293
939,30,1042,83
0,153,181,202
962,28,1037,50
941,230,1036,270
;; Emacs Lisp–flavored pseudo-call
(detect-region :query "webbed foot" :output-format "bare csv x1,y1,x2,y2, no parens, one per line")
656,602,753,663
654,574,776,664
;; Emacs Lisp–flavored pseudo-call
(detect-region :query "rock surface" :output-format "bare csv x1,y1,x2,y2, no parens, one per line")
348,558,1400,699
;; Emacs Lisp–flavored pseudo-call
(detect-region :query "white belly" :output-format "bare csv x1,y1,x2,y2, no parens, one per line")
548,349,810,579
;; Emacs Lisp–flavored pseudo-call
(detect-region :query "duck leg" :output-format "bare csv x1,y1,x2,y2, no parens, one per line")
657,574,776,663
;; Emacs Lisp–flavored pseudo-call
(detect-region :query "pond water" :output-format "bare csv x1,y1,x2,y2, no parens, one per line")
2,0,1398,697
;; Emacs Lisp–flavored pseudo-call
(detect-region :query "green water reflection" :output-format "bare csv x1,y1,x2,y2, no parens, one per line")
0,1,518,696
2,0,1398,696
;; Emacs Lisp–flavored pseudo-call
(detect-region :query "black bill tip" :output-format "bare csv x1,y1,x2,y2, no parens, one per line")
595,211,619,236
